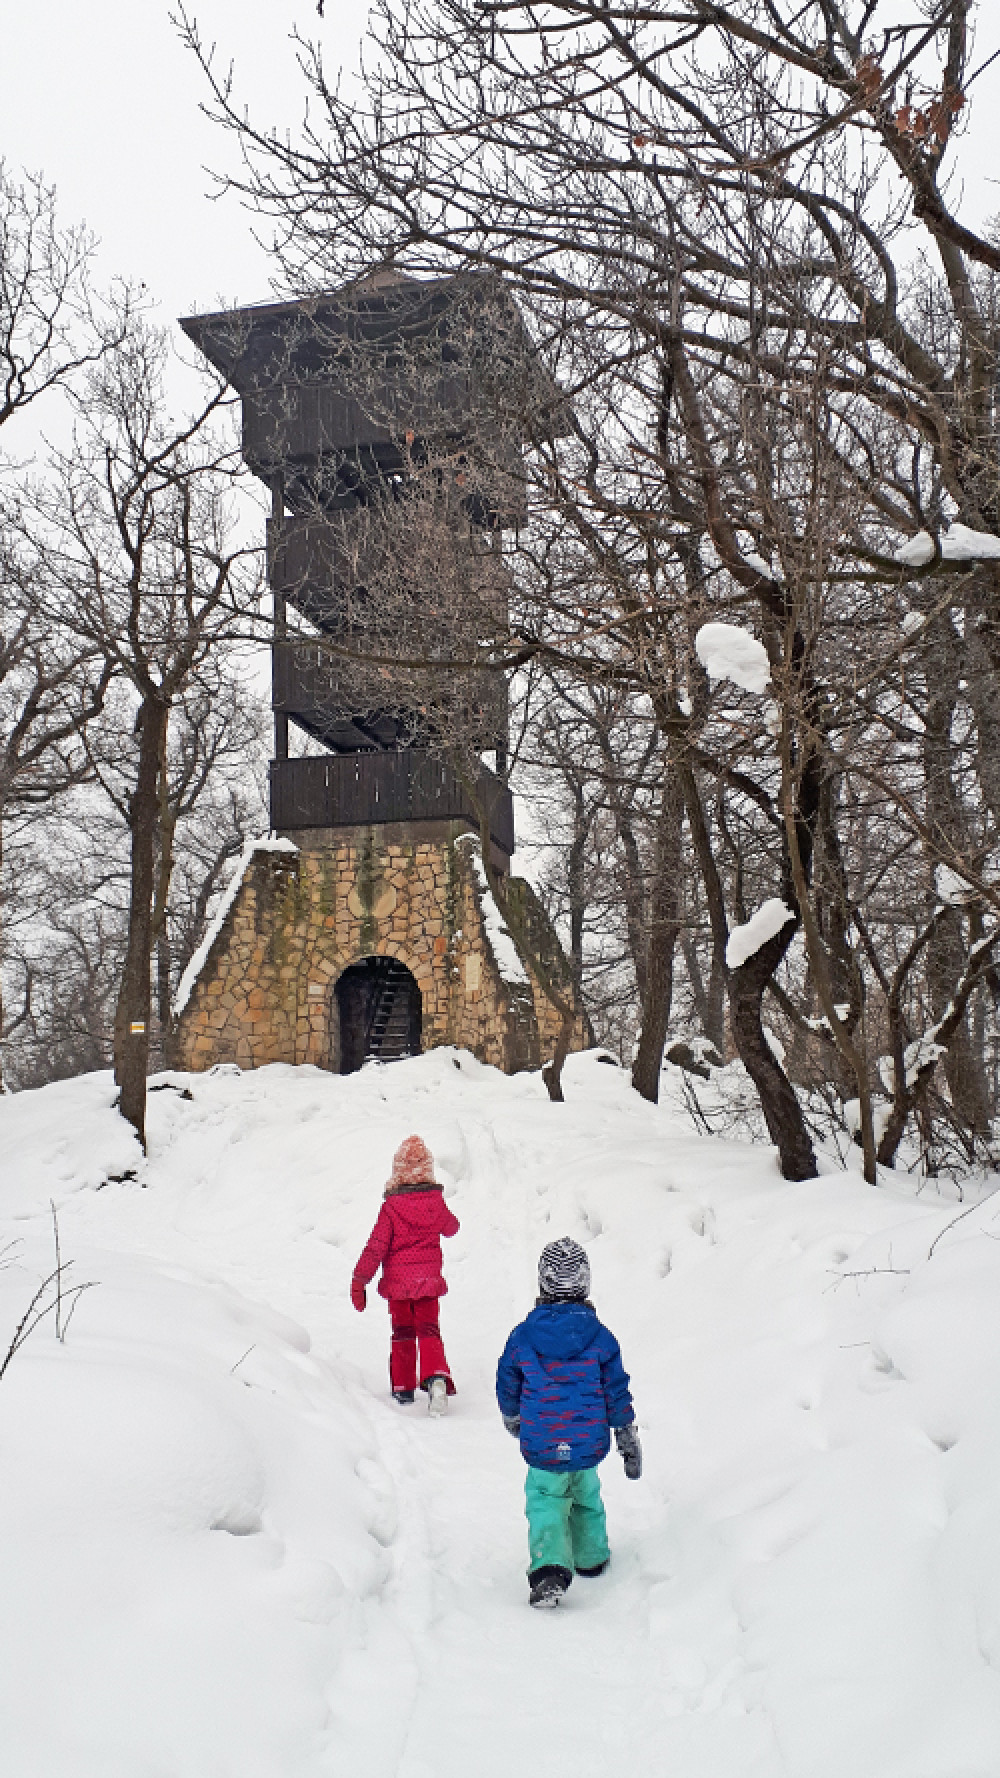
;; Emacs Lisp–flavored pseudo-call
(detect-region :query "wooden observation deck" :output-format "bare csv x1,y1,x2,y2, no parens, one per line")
180,272,559,861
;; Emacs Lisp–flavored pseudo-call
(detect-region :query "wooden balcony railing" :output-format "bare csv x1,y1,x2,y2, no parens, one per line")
269,751,515,856
271,642,508,753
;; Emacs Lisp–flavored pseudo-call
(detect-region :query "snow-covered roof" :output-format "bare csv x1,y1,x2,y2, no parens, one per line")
173,837,299,1018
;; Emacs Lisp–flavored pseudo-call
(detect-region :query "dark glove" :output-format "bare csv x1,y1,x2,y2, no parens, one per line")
502,1414,521,1438
350,1280,366,1313
615,1423,642,1480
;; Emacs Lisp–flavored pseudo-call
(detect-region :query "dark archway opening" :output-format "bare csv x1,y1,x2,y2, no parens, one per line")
335,956,422,1074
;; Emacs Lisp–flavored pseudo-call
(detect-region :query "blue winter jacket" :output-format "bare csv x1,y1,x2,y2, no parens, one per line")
496,1301,635,1472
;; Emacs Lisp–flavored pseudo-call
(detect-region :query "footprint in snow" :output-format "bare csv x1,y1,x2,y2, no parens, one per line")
868,1345,905,1382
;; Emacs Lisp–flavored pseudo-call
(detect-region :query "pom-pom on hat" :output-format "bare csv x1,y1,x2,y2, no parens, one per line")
538,1236,591,1301
386,1134,437,1192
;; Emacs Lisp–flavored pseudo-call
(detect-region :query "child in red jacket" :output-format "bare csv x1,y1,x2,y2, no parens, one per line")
351,1135,460,1414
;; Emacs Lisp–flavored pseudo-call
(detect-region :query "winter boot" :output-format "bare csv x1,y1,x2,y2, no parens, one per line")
576,1558,610,1578
529,1565,572,1609
427,1376,448,1417
392,1389,415,1405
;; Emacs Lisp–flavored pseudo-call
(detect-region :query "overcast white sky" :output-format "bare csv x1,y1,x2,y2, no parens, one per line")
2,0,369,328
3,0,1000,397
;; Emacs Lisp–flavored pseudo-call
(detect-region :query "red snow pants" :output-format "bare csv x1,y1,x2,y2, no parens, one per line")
388,1297,455,1395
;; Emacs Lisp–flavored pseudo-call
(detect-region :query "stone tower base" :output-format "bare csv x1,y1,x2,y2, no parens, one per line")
174,824,591,1075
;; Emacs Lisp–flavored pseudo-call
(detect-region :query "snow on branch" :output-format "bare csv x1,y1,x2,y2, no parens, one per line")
935,864,979,906
895,524,1000,567
882,924,1000,1094
725,899,795,969
695,623,771,694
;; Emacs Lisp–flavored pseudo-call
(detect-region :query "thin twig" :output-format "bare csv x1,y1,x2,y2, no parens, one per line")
928,1197,998,1260
50,1201,63,1341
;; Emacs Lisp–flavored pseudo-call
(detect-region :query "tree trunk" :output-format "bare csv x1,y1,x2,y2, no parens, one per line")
566,781,588,992
728,929,819,1181
677,753,818,1179
156,927,176,1070
541,1005,576,1103
477,822,578,1103
632,758,683,1103
927,908,992,1137
923,611,992,1137
114,693,167,1149
681,929,727,1055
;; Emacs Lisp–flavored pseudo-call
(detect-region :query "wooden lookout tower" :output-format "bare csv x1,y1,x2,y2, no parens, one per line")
173,272,590,1075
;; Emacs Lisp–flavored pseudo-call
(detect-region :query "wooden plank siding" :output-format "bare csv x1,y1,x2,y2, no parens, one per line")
269,753,515,856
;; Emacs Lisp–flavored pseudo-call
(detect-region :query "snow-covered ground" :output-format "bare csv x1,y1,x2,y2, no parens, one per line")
3,1049,1000,1776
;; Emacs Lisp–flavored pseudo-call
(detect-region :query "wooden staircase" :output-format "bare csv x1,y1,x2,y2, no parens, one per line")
364,958,418,1063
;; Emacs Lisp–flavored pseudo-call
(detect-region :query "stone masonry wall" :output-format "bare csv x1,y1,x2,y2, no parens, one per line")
175,823,591,1075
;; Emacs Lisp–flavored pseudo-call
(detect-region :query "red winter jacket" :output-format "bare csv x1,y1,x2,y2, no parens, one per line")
352,1185,460,1301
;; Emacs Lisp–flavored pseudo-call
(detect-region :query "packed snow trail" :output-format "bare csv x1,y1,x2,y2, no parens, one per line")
4,1049,1000,1775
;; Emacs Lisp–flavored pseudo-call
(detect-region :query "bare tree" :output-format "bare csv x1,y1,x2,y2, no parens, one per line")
7,324,264,1142
0,160,129,445
1,682,267,1092
0,166,133,1085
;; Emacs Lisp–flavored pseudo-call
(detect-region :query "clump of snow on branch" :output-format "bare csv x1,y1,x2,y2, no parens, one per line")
901,610,925,638
895,524,1000,567
743,551,774,579
935,864,978,906
880,926,1000,1092
695,623,771,694
173,837,299,1017
725,899,795,969
456,835,530,986
843,1096,893,1146
880,1038,944,1097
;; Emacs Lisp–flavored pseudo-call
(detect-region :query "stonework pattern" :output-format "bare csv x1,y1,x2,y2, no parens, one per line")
175,823,591,1075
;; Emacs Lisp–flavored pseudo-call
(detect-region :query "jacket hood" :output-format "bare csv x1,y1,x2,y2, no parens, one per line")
384,1190,449,1231
521,1301,602,1362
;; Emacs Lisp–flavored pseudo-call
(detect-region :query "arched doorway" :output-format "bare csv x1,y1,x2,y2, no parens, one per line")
335,956,422,1074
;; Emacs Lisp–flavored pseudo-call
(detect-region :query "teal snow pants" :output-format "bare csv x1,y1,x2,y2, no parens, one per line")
525,1466,611,1574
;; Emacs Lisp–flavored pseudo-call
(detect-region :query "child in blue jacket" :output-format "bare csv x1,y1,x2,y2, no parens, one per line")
496,1236,641,1608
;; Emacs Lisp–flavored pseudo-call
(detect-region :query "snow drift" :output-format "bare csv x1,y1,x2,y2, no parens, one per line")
3,1052,1000,1776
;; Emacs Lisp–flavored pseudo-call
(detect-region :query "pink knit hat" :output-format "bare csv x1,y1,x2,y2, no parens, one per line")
386,1135,437,1191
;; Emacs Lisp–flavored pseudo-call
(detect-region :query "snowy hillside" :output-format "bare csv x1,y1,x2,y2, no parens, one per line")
3,1050,1000,1777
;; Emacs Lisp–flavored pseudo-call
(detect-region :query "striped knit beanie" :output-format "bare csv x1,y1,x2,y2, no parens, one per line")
538,1237,591,1302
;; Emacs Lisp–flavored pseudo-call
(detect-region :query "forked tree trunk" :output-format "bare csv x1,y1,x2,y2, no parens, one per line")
114,693,168,1148
677,754,818,1181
